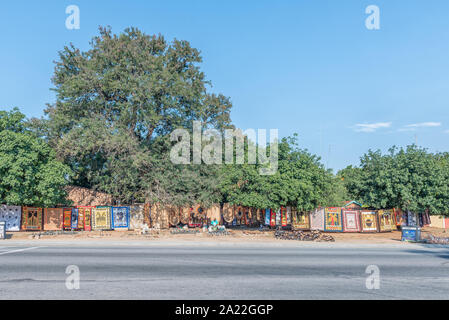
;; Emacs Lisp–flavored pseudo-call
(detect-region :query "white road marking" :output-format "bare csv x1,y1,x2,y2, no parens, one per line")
0,247,41,256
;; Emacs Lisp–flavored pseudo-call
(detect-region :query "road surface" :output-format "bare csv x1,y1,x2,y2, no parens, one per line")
0,240,448,299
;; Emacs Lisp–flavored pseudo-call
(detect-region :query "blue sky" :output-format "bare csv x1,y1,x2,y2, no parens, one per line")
1,0,449,171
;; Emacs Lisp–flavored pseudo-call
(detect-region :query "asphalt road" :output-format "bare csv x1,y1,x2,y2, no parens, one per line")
0,241,448,299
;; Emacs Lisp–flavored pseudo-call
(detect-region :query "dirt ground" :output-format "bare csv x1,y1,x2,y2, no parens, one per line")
4,226,448,244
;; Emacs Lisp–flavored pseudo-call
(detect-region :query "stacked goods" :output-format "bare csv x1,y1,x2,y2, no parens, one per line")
21,207,43,231
342,210,361,233
426,234,449,244
360,210,378,233
324,207,343,232
77,206,94,231
310,208,325,231
171,228,200,234
63,208,72,230
0,205,22,231
377,209,394,232
208,229,230,236
128,204,144,230
291,209,310,230
112,207,130,230
274,229,335,242
92,206,112,230
43,208,63,231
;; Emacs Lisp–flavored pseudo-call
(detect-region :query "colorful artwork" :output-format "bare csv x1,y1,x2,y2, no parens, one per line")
92,207,111,230
292,209,310,230
324,207,343,232
310,208,325,231
393,208,403,226
280,207,288,227
270,209,276,227
77,206,94,231
377,209,394,232
0,205,22,231
71,208,79,229
21,207,43,231
360,211,378,232
112,207,130,229
275,209,281,226
342,210,361,233
43,208,63,231
63,208,72,230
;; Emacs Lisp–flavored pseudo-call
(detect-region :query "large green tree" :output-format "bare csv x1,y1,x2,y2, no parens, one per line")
37,26,233,204
0,108,72,207
339,145,449,215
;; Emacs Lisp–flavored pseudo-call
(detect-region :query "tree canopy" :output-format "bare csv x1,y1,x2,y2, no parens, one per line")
36,26,233,205
339,145,449,215
0,108,72,207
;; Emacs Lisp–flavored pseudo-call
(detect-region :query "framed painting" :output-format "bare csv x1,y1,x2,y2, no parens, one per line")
342,210,361,233
360,211,378,233
324,207,343,232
